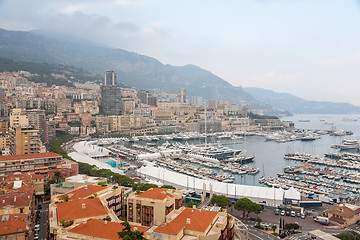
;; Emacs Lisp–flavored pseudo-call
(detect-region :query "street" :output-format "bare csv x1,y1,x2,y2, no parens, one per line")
35,203,49,240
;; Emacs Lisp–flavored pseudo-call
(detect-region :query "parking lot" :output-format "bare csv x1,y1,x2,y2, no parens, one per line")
228,204,339,232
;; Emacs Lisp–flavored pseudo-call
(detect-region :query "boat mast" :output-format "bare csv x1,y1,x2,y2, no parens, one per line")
205,106,207,146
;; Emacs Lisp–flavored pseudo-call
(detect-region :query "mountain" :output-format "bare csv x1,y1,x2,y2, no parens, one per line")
0,57,102,87
0,28,266,110
244,87,360,114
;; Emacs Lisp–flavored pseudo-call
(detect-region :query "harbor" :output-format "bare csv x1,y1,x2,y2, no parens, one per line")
68,114,360,203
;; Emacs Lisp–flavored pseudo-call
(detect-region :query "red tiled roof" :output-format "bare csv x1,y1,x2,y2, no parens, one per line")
3,181,34,194
56,198,107,221
5,173,33,182
0,219,26,235
69,219,149,240
154,208,218,235
0,152,61,162
0,193,32,209
137,188,175,200
60,185,107,200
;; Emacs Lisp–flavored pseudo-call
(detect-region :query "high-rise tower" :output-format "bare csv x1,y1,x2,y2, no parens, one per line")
104,70,116,86
100,71,122,115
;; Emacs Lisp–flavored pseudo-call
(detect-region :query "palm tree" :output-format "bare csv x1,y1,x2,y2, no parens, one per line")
53,171,63,183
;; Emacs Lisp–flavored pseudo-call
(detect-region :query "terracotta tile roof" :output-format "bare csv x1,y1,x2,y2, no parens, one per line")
56,198,107,221
0,219,26,235
154,208,218,235
0,213,28,221
137,188,175,200
2,181,34,194
326,205,360,218
69,219,149,240
30,173,44,180
0,193,32,209
0,152,61,162
60,185,106,200
4,173,33,182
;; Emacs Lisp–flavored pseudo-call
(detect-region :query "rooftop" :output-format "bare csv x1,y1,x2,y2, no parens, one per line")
136,188,176,200
326,203,360,218
56,198,107,221
59,185,107,200
0,152,61,162
0,193,32,208
0,219,26,235
68,219,149,240
154,208,218,235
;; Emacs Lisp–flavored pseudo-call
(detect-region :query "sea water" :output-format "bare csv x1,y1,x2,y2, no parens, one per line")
226,114,360,186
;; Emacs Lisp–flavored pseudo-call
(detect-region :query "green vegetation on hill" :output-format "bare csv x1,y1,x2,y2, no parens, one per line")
0,57,101,87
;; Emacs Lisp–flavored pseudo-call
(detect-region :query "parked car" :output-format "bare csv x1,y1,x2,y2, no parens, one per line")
301,213,306,219
297,212,301,217
274,208,280,215
286,210,291,216
281,210,285,216
291,211,296,217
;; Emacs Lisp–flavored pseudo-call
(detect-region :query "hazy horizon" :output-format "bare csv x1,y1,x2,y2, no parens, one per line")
1,0,360,105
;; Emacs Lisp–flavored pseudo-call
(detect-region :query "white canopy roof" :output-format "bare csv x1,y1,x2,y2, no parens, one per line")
69,152,124,175
284,186,301,201
138,162,285,206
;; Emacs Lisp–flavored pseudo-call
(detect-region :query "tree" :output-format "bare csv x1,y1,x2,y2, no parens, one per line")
186,201,198,208
271,225,277,233
61,195,70,202
234,198,253,218
160,185,176,190
210,195,233,208
118,218,146,240
248,201,262,216
256,217,262,226
337,230,360,240
53,171,63,183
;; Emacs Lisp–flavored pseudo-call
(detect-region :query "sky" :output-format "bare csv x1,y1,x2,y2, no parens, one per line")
1,0,360,105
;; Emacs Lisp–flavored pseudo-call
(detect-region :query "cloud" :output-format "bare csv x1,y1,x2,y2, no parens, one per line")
114,21,141,33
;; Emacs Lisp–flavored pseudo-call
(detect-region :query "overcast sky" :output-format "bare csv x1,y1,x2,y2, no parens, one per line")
1,0,360,105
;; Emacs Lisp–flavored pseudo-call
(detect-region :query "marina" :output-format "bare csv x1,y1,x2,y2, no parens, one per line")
69,114,360,202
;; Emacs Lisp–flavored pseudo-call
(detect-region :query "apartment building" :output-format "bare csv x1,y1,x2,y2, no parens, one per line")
127,188,183,226
50,184,127,239
326,203,360,227
153,207,234,240
0,213,28,240
10,108,28,127
9,125,46,155
0,152,62,176
67,218,152,240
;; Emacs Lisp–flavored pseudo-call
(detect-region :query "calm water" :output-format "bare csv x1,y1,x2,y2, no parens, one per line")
205,114,360,186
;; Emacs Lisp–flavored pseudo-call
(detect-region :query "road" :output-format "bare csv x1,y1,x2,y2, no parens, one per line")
36,203,49,240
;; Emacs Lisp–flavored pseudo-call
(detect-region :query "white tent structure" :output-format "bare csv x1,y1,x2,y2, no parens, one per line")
138,161,287,206
69,152,124,175
73,141,111,157
284,186,301,202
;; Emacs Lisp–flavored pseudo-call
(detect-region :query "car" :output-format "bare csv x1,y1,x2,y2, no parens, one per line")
274,208,280,215
286,210,291,216
301,213,306,219
281,210,285,216
291,211,296,217
297,212,301,217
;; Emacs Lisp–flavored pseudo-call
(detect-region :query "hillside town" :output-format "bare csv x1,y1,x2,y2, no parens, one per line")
1,70,360,240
